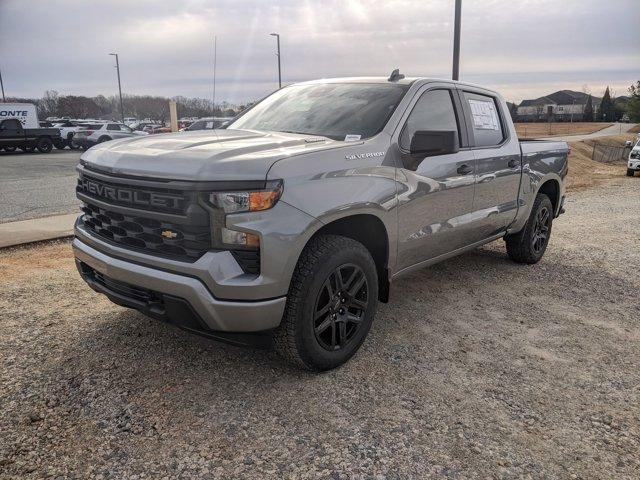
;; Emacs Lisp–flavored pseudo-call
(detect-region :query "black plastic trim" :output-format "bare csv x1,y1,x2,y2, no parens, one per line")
77,260,273,348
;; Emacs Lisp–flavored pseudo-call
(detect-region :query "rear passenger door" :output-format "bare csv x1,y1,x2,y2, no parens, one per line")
458,89,522,238
106,123,125,139
394,86,478,271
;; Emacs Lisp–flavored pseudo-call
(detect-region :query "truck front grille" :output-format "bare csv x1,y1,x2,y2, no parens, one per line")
81,203,211,261
76,168,261,274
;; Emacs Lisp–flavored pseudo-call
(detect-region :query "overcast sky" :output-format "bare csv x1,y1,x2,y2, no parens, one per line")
1,0,638,104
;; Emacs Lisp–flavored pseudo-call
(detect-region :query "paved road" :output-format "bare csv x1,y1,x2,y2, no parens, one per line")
0,149,81,223
541,122,637,142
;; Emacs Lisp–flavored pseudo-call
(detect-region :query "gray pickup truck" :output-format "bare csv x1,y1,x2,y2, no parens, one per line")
73,74,568,370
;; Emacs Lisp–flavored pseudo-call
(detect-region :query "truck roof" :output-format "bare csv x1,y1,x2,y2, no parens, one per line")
293,76,498,94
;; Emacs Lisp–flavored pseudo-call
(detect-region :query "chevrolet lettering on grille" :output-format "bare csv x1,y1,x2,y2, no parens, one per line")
79,177,183,210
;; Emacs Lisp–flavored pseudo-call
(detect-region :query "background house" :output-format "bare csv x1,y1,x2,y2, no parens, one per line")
516,90,601,122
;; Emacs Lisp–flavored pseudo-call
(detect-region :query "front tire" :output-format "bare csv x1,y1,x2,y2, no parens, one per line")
97,136,111,144
505,193,553,264
274,235,378,371
627,169,636,177
36,137,53,153
3,146,17,152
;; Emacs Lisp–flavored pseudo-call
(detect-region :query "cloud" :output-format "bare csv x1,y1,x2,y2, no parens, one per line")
1,0,638,103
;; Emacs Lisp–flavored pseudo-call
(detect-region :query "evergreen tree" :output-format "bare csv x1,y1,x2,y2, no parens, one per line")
583,94,594,122
597,87,614,121
627,81,640,122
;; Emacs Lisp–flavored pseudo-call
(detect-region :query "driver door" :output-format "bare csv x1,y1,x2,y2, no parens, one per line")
395,86,478,271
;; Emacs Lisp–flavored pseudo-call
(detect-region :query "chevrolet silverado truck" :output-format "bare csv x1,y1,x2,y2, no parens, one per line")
73,74,568,370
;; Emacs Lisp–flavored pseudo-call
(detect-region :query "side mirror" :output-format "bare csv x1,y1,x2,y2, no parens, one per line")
410,130,459,156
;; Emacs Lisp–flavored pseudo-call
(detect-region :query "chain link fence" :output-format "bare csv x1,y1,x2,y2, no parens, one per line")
591,142,632,163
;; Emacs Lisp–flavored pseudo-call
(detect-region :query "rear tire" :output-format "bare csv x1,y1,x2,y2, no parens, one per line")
36,137,53,153
274,235,378,371
54,139,66,150
3,146,17,152
505,193,553,264
627,169,636,177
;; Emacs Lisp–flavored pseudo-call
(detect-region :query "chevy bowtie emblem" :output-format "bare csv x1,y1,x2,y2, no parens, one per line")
161,230,178,239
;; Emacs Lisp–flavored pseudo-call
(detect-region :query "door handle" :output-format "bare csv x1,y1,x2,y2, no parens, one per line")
508,158,520,168
457,164,473,175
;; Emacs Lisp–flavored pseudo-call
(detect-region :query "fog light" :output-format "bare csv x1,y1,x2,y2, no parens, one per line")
221,227,260,247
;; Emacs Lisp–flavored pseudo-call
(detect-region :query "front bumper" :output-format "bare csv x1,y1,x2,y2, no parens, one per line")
628,159,640,170
73,237,286,333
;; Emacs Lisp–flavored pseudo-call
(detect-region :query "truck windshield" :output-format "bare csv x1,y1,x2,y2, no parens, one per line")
228,83,409,141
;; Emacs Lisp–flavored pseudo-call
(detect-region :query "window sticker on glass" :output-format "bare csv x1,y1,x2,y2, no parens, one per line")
468,99,500,131
206,121,214,129
344,134,361,142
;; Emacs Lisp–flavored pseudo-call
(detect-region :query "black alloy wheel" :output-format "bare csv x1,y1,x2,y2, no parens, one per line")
313,263,369,351
531,205,551,255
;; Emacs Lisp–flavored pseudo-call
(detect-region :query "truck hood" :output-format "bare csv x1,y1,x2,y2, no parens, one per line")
80,129,348,181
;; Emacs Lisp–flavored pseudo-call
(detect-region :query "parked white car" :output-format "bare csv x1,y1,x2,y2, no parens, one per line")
52,120,89,149
628,140,640,177
72,122,148,149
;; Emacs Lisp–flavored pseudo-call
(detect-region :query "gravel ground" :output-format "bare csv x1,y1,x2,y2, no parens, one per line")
1,179,639,479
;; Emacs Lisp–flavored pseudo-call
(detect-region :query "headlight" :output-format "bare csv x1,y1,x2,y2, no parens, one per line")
205,180,283,249
208,180,283,213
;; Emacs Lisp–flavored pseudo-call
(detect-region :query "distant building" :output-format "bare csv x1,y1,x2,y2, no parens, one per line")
517,90,601,122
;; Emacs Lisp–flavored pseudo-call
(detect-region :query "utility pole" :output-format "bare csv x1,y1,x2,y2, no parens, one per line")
270,33,282,89
0,65,5,101
452,0,462,81
212,35,217,116
109,53,125,123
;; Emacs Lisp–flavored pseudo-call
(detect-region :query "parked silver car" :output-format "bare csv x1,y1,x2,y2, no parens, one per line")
72,122,147,149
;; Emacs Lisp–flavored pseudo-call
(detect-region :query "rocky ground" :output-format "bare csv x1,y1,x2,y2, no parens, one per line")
1,179,639,479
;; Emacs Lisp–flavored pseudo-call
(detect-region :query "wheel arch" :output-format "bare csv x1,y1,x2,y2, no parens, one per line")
302,213,391,303
537,178,560,216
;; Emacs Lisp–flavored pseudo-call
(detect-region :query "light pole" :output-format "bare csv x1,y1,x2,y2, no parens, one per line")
270,33,282,89
109,53,125,123
452,0,462,81
212,35,217,115
0,65,5,101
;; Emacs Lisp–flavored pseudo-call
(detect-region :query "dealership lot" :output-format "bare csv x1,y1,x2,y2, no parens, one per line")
0,149,81,223
1,179,638,479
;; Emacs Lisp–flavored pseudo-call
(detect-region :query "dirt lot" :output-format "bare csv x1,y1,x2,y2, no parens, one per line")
1,178,639,479
566,133,637,190
515,122,612,138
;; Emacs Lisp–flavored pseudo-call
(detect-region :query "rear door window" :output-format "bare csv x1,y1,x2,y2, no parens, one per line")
107,124,120,131
463,92,505,147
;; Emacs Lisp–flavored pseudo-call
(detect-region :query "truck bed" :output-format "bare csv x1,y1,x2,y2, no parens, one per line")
519,139,569,156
